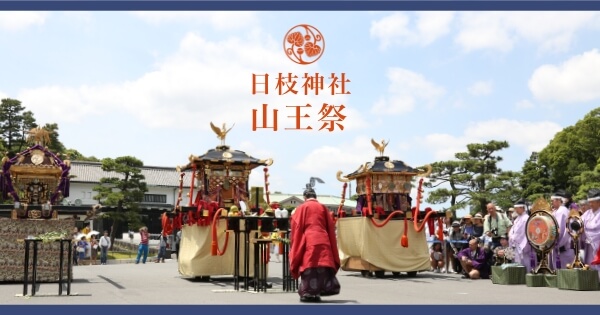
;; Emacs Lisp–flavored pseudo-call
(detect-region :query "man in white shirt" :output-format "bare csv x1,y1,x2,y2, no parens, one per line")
99,230,111,265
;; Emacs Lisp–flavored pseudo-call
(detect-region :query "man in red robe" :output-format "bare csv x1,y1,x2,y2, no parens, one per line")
290,188,341,302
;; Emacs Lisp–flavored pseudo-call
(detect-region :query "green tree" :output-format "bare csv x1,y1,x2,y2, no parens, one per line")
0,98,37,152
62,148,101,162
424,160,471,217
573,157,600,201
42,123,66,154
425,140,514,216
93,156,148,248
519,152,553,201
538,108,600,194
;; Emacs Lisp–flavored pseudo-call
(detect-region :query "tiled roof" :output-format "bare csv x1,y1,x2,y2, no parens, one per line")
69,161,193,188
268,193,357,208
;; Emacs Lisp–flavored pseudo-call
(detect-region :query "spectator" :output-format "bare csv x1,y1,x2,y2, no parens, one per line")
89,235,98,265
492,235,513,266
472,213,484,239
430,241,444,273
462,214,474,239
483,203,512,250
446,220,467,274
99,230,111,265
135,226,150,264
156,231,168,263
507,208,515,223
457,238,491,279
76,236,88,266
72,227,80,266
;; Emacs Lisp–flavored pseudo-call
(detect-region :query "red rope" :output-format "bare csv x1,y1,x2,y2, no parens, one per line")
211,208,230,256
369,210,405,227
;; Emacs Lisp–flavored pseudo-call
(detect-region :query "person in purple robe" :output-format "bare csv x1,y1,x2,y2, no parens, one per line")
549,190,575,270
581,188,600,280
508,198,534,272
457,238,490,279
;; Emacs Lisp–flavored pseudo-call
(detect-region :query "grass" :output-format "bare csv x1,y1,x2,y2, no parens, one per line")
107,251,136,260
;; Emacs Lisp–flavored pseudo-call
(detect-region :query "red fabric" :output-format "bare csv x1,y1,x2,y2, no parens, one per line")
290,199,341,279
161,213,173,236
187,210,196,226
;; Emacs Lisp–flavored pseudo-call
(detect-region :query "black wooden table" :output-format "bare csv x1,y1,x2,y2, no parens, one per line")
22,238,73,296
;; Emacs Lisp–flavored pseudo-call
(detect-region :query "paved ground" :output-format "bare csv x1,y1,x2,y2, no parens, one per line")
1,257,599,305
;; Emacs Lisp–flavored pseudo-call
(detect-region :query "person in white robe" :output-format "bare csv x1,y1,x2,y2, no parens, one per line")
581,188,600,279
549,190,575,270
509,198,535,272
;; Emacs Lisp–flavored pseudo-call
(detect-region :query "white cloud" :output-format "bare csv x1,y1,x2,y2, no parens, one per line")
468,80,493,96
419,119,563,161
455,12,600,53
529,49,600,103
131,12,258,30
18,30,365,133
0,12,47,31
516,99,535,110
371,68,445,114
370,12,454,49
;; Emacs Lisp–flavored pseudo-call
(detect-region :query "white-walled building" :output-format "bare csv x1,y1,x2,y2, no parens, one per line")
68,161,193,209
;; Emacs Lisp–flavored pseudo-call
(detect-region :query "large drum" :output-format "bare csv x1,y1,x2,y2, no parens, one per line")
526,212,558,250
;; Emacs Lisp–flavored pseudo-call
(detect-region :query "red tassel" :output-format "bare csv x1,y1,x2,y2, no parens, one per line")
436,217,444,241
401,217,409,247
211,239,218,256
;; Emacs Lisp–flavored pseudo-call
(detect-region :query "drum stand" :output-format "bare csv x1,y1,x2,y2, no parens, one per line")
533,247,555,275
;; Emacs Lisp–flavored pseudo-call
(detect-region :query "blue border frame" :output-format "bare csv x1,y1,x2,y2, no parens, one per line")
1,1,599,315
1,1,600,10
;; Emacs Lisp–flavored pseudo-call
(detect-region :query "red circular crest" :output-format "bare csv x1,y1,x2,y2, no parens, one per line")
283,24,325,65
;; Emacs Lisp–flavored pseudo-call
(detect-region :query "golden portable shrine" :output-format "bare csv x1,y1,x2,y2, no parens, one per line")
335,139,445,278
167,122,290,291
0,127,75,284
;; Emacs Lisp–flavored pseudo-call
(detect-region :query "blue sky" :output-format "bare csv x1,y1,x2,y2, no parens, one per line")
0,11,598,211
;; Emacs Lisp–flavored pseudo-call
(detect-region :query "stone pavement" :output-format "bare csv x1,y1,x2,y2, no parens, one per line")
1,257,599,305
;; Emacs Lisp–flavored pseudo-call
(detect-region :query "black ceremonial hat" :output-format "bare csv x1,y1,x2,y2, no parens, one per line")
588,188,600,202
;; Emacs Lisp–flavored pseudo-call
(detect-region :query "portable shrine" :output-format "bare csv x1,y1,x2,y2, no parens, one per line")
0,127,74,284
172,122,276,284
335,138,444,278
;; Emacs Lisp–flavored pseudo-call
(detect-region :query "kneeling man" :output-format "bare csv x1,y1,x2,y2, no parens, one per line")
457,238,491,279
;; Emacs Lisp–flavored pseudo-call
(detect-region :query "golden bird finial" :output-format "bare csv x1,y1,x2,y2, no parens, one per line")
210,122,235,146
371,138,389,156
27,127,52,146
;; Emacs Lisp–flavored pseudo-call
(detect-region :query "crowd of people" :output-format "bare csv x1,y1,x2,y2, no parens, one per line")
427,188,600,281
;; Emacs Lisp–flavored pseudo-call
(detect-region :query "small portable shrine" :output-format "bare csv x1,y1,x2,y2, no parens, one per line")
335,138,444,278
0,127,74,284
1,127,71,219
173,122,275,282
